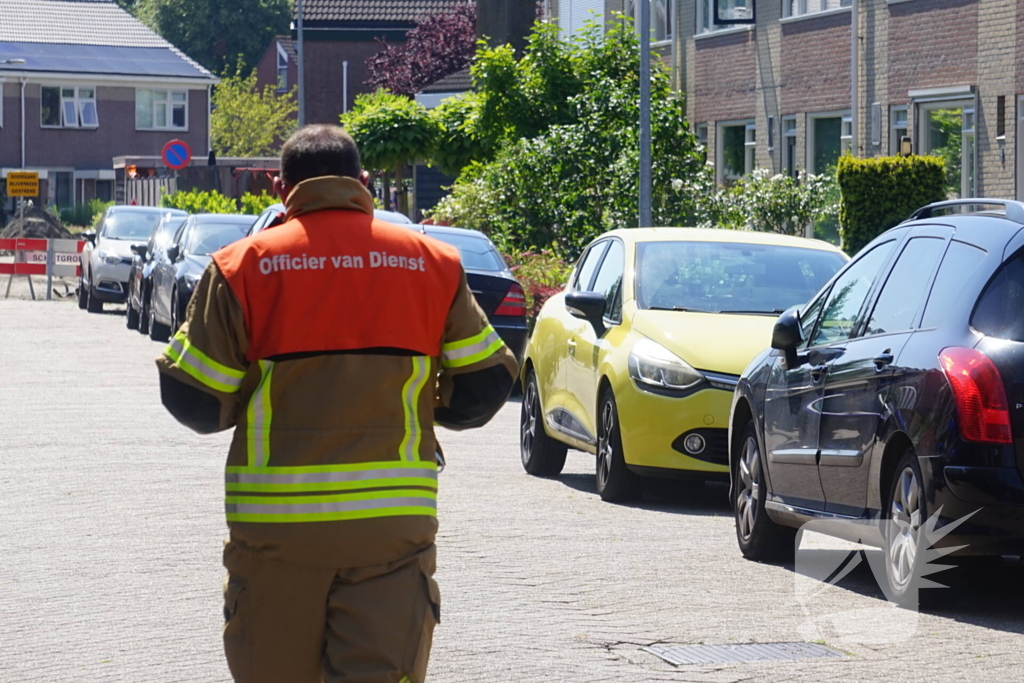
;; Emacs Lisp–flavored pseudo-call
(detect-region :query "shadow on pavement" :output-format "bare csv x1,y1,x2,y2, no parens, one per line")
780,547,1024,634
555,470,732,517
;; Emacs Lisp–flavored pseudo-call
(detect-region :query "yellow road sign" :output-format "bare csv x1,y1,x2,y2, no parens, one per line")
6,172,39,197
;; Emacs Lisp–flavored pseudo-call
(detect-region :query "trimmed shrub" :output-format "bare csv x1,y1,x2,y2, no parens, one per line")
161,189,279,215
837,155,946,255
239,190,279,215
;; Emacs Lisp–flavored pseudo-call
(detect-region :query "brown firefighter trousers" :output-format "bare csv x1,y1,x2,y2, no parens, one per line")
222,542,440,683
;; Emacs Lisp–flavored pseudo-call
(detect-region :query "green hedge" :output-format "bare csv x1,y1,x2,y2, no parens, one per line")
161,189,278,215
837,155,946,255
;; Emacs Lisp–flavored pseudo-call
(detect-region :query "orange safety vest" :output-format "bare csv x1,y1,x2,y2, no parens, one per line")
214,210,463,361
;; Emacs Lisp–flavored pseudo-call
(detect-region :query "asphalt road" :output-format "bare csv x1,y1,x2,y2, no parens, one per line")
2,299,1023,682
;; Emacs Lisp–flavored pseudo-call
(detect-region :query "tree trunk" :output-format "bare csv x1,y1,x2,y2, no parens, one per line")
382,172,392,211
394,163,407,217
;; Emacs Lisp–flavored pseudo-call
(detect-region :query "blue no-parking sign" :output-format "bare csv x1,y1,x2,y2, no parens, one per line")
161,139,192,170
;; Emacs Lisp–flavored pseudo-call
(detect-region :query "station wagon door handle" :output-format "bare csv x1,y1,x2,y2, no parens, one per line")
873,350,894,370
810,363,828,383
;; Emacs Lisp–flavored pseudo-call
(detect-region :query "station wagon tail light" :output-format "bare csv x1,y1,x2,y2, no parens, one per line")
939,347,1012,444
628,337,705,393
494,283,527,316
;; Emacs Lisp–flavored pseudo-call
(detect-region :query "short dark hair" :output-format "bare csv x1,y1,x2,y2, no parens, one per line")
280,125,362,185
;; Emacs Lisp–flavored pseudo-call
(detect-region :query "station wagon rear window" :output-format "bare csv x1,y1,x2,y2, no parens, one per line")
425,232,505,272
635,241,846,314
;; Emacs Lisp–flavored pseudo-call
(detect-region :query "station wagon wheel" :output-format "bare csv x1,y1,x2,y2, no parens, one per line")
520,370,567,477
884,450,930,608
595,388,644,503
734,418,794,563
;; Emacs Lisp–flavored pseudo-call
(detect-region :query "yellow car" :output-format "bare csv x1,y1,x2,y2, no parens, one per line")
520,228,847,501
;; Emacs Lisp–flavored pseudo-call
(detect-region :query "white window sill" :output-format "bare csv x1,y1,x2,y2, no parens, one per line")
694,25,753,42
651,39,673,48
137,128,189,133
41,125,98,130
886,0,915,4
781,6,852,25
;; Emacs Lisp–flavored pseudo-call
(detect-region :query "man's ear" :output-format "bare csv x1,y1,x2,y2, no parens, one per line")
273,176,292,202
359,170,371,188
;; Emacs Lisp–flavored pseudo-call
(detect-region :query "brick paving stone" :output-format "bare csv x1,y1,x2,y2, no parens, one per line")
2,299,1023,682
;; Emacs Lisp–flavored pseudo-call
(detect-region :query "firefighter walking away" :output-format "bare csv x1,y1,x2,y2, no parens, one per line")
156,124,517,682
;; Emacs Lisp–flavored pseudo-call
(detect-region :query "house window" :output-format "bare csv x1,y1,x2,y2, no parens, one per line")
136,89,188,131
745,123,757,171
277,43,289,92
891,106,908,154
717,120,755,184
808,113,848,174
628,0,673,41
783,0,851,18
918,100,975,198
767,116,775,152
41,86,98,128
698,0,749,34
696,123,709,147
841,115,852,154
783,116,798,178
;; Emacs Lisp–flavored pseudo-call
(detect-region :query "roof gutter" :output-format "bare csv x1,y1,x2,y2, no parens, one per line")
0,70,218,87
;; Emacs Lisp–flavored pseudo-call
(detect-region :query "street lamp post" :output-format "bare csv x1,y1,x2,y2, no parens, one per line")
638,0,652,229
296,0,305,127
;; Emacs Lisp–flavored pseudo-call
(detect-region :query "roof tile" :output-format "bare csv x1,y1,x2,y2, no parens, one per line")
298,0,470,24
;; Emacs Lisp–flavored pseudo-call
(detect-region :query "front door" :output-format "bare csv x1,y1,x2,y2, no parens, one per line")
566,239,624,443
818,234,947,516
765,239,899,511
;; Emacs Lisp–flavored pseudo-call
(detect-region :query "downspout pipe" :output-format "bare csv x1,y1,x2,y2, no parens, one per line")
297,0,305,127
343,61,348,114
851,0,858,156
21,78,26,168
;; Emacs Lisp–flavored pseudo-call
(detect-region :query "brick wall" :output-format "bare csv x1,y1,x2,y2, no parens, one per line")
303,40,390,125
255,39,299,102
887,0,978,101
691,29,756,123
780,11,851,115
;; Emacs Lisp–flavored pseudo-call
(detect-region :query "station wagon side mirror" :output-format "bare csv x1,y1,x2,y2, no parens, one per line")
82,230,96,245
130,244,147,259
771,307,804,369
166,245,180,262
565,290,607,336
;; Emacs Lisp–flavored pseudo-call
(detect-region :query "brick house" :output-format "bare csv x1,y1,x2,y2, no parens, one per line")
556,1,1024,202
255,36,299,105
277,0,468,125
0,0,216,218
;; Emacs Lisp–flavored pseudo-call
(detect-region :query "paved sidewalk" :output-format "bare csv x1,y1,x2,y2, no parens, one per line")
2,300,1022,682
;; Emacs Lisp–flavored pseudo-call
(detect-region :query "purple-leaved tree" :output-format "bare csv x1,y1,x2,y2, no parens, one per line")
365,4,477,97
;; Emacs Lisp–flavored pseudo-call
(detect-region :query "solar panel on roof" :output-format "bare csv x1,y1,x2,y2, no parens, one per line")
0,42,211,79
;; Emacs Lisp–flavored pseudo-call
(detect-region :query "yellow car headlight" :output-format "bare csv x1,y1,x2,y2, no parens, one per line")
627,337,705,394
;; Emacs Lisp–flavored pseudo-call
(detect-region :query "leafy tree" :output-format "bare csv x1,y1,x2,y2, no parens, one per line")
136,0,290,75
429,93,495,177
211,66,298,157
341,90,439,215
366,4,477,97
429,19,710,257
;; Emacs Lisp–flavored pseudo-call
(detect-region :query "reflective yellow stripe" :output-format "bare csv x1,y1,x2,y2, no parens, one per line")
165,331,245,393
246,360,273,467
441,325,504,368
225,464,438,493
225,489,437,523
399,356,430,461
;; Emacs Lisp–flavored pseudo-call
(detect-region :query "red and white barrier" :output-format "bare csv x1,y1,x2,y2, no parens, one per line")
0,238,85,299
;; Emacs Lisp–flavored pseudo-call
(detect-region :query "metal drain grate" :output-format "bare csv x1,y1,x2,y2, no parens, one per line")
644,642,842,666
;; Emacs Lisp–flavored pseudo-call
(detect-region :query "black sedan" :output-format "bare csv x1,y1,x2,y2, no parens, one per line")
146,213,254,341
127,211,187,333
730,199,1024,605
248,203,528,361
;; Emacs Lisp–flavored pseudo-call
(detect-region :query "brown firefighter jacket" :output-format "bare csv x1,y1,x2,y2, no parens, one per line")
156,176,518,567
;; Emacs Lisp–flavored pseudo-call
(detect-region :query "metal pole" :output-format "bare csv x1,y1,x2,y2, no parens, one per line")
343,61,349,114
639,0,652,228
297,0,305,127
45,238,53,301
851,0,858,156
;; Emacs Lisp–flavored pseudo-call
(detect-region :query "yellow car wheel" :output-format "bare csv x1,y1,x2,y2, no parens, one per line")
520,370,567,477
596,388,644,502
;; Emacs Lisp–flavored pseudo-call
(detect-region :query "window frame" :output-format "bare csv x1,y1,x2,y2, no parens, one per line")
697,0,754,36
589,238,626,324
782,0,852,20
783,116,798,178
917,97,976,198
861,235,948,339
890,105,908,155
572,240,610,292
276,43,289,93
40,85,98,129
717,118,756,185
805,238,899,349
807,110,851,174
135,88,189,132
626,0,673,43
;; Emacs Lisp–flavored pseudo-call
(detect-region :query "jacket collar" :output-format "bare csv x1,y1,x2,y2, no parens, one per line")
284,176,375,220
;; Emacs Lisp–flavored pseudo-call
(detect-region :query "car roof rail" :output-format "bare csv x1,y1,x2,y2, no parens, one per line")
905,199,1024,225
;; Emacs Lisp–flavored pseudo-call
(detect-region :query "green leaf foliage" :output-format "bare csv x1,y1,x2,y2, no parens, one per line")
340,90,439,174
161,189,277,215
136,0,290,76
429,93,495,177
837,155,946,255
212,65,298,157
429,17,711,258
